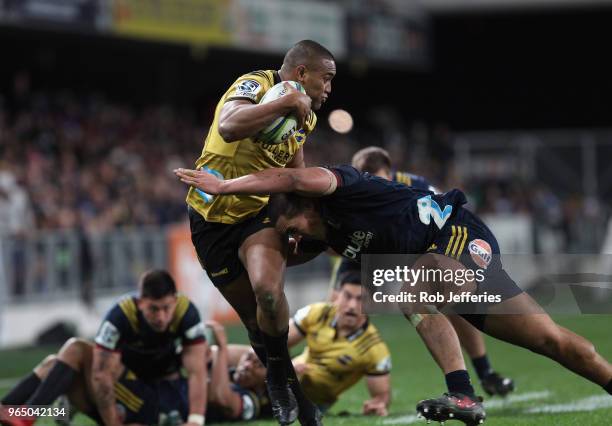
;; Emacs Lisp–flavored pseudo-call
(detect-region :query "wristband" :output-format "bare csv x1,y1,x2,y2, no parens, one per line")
188,414,205,425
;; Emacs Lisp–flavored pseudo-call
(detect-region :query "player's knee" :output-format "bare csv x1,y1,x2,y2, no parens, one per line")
59,337,90,366
40,354,58,370
253,285,283,316
531,329,563,358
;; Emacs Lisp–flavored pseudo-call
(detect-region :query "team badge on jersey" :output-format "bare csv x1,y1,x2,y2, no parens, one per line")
234,79,262,101
468,239,492,269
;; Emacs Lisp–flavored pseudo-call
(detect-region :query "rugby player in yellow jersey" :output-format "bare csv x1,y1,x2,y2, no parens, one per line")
289,271,391,416
184,40,336,426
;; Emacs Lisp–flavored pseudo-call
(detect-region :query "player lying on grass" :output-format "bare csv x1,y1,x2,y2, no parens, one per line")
204,320,272,423
175,164,612,425
0,270,208,426
288,271,391,416
185,39,336,426
205,272,391,421
328,146,515,398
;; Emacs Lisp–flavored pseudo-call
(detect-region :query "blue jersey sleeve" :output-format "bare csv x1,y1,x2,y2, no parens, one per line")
178,302,207,346
325,165,365,197
94,303,130,352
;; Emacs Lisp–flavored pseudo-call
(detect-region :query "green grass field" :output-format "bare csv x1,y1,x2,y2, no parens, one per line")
1,315,611,425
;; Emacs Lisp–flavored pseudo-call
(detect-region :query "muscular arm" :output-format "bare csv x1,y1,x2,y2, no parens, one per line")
208,344,243,419
218,84,309,142
363,374,391,416
91,347,122,426
182,342,208,423
175,166,337,197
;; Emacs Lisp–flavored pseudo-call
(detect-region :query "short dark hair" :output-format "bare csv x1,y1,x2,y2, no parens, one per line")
139,269,177,299
351,146,391,174
268,193,317,226
283,40,335,70
338,271,361,288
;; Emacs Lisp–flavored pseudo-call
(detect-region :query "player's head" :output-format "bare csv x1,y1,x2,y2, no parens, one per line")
280,40,336,110
233,349,266,389
352,146,392,180
269,193,326,241
137,269,178,333
334,271,366,330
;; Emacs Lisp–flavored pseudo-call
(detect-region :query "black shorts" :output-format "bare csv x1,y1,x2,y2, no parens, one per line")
428,207,523,330
87,371,189,425
189,206,273,287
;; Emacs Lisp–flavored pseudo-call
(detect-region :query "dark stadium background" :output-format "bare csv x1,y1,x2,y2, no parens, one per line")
1,8,612,129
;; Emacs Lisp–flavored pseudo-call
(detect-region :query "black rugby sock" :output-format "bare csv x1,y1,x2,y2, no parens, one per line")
471,355,493,380
286,356,316,417
604,379,612,395
1,372,41,405
248,329,268,366
445,370,476,398
26,361,76,406
262,330,289,386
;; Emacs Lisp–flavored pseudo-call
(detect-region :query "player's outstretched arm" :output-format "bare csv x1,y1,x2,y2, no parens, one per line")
363,374,391,416
91,347,123,426
218,83,311,142
182,340,208,426
175,166,337,197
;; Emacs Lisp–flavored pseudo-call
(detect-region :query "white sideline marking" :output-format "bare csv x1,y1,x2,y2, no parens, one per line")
524,394,612,414
382,391,552,425
382,414,420,425
485,390,552,409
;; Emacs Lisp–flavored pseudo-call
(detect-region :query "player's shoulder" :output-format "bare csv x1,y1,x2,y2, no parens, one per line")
225,70,279,104
293,302,335,326
104,293,138,332
355,322,388,353
169,293,202,333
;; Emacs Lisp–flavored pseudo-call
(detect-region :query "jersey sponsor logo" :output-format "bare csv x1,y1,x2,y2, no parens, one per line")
468,239,492,269
195,167,224,203
293,305,312,325
417,195,453,229
234,79,261,101
342,230,374,259
95,320,120,350
210,267,229,277
375,356,392,373
185,321,206,340
337,354,353,365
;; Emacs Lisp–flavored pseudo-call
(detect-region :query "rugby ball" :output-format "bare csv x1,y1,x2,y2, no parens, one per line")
257,81,306,145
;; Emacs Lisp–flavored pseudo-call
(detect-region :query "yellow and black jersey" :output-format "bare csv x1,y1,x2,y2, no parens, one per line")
186,69,318,224
94,293,206,380
292,302,391,406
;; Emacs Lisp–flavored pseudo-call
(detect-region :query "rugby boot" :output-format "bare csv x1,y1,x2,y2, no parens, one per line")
416,392,486,425
266,381,298,425
481,372,515,397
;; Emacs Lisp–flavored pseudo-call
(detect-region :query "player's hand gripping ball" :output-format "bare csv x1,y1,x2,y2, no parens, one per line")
257,81,306,145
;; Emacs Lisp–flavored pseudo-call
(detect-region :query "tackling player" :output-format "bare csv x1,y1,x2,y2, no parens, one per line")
331,146,514,398
185,39,335,426
0,270,208,426
175,164,612,425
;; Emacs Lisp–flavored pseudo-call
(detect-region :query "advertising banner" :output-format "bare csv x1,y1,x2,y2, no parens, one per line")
0,0,99,29
111,0,231,46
